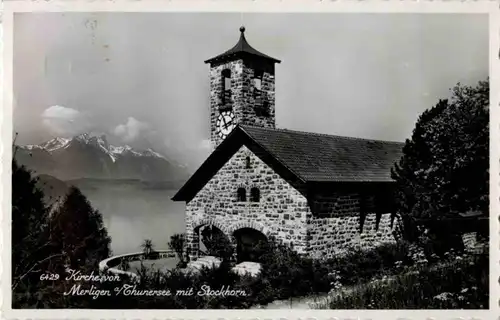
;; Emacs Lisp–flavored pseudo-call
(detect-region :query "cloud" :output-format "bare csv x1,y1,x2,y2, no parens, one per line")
41,105,88,136
113,117,149,143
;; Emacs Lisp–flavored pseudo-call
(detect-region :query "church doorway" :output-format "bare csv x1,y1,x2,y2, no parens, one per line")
195,225,233,261
233,228,268,263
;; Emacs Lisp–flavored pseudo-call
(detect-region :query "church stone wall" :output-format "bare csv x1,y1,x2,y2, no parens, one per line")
185,145,310,259
308,211,395,260
306,192,396,258
186,146,396,261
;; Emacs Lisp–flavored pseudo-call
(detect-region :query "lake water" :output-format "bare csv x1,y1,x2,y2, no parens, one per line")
74,180,186,255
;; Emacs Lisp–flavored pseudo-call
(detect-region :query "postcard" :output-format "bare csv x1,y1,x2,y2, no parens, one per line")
2,1,499,319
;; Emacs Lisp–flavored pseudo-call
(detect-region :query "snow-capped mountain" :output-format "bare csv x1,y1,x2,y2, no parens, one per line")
33,133,167,162
40,137,71,152
15,133,189,182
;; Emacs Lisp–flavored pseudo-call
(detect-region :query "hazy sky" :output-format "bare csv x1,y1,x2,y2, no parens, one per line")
13,13,488,168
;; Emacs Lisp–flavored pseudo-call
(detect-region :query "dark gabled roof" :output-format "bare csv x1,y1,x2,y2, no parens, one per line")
241,125,404,183
172,125,404,202
204,26,281,65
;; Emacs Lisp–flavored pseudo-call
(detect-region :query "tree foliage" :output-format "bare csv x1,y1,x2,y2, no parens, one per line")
12,159,112,307
50,186,112,269
11,159,54,307
141,239,156,259
391,79,489,245
168,233,186,264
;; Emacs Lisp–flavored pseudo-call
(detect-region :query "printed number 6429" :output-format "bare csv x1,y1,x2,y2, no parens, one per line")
40,273,60,281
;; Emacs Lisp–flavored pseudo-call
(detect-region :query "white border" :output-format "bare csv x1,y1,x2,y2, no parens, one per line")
1,1,499,319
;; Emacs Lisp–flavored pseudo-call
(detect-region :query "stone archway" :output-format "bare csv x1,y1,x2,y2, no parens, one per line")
188,217,235,261
233,228,269,263
228,221,272,238
230,221,272,263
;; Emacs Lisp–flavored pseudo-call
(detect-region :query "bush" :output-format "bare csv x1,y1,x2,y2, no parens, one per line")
140,239,155,259
318,242,414,286
327,254,488,309
169,233,187,263
96,261,248,309
201,227,234,262
250,241,416,303
93,240,481,309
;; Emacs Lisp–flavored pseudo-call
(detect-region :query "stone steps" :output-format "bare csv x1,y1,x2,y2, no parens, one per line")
186,256,261,277
232,261,261,277
186,256,222,271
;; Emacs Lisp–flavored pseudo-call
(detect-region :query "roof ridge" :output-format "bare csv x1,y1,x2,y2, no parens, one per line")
173,122,404,201
239,124,405,145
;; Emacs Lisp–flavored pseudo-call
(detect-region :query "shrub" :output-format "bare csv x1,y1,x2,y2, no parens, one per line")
327,254,488,309
254,241,414,302
93,239,478,309
119,259,130,271
318,242,414,286
201,227,234,262
140,239,155,259
168,233,187,263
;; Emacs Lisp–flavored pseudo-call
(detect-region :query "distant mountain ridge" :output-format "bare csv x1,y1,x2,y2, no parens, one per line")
23,133,170,162
16,133,189,183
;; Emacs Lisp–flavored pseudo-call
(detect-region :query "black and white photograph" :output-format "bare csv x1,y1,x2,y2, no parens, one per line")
4,6,495,314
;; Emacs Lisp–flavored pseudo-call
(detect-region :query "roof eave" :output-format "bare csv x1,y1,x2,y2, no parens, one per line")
307,179,396,184
171,126,248,202
204,53,281,65
172,125,304,202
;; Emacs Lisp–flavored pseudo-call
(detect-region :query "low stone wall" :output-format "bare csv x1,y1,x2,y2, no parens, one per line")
98,250,176,280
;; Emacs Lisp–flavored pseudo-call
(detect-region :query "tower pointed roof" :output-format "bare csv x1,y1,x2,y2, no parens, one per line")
204,26,281,64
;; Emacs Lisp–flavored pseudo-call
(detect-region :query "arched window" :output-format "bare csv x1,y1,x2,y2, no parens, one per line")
250,187,260,202
253,70,263,91
245,156,251,169
253,69,263,104
237,188,246,202
222,69,231,104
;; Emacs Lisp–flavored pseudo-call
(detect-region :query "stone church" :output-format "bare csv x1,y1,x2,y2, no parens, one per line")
173,27,404,262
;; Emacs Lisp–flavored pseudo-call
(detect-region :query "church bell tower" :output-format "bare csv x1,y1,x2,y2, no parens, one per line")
205,26,281,148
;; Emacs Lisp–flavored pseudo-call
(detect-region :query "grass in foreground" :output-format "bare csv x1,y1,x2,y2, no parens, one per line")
325,254,488,309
